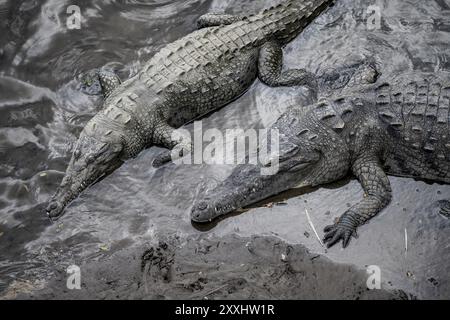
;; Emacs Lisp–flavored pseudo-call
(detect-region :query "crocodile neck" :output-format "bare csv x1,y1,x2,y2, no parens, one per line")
89,103,147,159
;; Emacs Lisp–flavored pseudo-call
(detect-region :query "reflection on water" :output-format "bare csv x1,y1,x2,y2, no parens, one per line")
0,0,449,298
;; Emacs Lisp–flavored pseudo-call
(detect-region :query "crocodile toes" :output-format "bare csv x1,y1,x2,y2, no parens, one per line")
323,223,356,249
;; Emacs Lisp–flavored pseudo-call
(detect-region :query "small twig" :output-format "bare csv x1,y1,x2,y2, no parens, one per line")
203,284,228,298
404,228,408,257
305,208,324,247
142,261,150,294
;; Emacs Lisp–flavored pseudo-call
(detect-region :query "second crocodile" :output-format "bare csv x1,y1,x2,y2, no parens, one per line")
191,72,450,248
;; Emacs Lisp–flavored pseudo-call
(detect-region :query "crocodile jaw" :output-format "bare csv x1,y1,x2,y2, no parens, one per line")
190,162,314,223
46,167,107,220
46,132,123,220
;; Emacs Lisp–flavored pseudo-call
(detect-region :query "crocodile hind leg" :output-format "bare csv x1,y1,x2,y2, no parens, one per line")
323,137,392,248
152,123,193,168
258,41,317,91
196,13,243,29
80,69,121,98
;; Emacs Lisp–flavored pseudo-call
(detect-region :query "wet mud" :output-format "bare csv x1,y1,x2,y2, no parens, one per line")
1,0,449,299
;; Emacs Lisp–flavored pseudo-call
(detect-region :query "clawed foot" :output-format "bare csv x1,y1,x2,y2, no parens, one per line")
323,214,359,248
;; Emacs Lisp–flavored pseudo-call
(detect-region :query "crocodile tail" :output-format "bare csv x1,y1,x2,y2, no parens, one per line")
257,0,335,44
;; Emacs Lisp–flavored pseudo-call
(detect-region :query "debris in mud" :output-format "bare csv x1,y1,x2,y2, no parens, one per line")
201,284,229,299
438,200,450,218
18,235,412,300
305,208,323,247
56,223,63,233
264,202,274,208
310,254,320,261
183,277,208,292
195,244,212,255
0,280,45,300
404,228,408,256
99,244,109,252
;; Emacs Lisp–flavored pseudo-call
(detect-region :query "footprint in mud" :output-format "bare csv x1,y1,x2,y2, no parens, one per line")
141,241,175,285
438,200,450,218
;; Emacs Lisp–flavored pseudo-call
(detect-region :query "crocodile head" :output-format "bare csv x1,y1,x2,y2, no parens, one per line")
46,127,124,220
191,125,346,223
191,102,353,223
191,159,319,223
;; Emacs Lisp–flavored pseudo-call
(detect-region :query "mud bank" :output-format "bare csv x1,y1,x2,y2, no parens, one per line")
8,235,410,300
1,0,449,300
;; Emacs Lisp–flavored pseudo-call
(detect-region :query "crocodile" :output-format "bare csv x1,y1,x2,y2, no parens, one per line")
191,72,450,248
46,0,337,219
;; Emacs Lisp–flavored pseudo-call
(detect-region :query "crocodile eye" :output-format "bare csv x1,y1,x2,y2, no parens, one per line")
74,150,81,159
86,155,96,164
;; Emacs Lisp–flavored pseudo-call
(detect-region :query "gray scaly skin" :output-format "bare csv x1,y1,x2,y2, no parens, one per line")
191,72,450,248
46,0,336,219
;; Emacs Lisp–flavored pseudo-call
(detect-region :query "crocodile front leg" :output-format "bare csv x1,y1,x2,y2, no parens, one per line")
152,123,193,168
323,143,392,248
258,41,317,91
196,13,243,29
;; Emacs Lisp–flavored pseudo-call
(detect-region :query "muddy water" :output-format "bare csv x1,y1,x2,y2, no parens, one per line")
0,0,449,299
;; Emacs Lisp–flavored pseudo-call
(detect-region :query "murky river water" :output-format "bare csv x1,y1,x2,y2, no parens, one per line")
0,0,449,299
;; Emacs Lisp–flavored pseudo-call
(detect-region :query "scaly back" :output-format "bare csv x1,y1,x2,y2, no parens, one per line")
371,74,450,160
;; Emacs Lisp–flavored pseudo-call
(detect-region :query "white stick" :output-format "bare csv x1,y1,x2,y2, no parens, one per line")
404,228,408,256
305,208,324,247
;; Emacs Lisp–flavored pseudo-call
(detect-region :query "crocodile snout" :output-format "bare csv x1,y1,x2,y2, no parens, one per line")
46,200,65,221
191,201,213,223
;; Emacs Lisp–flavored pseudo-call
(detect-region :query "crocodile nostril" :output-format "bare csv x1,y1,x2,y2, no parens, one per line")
48,202,58,211
197,202,208,210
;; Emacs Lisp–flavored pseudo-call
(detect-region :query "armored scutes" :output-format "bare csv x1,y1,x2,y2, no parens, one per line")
191,72,450,248
46,0,336,219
